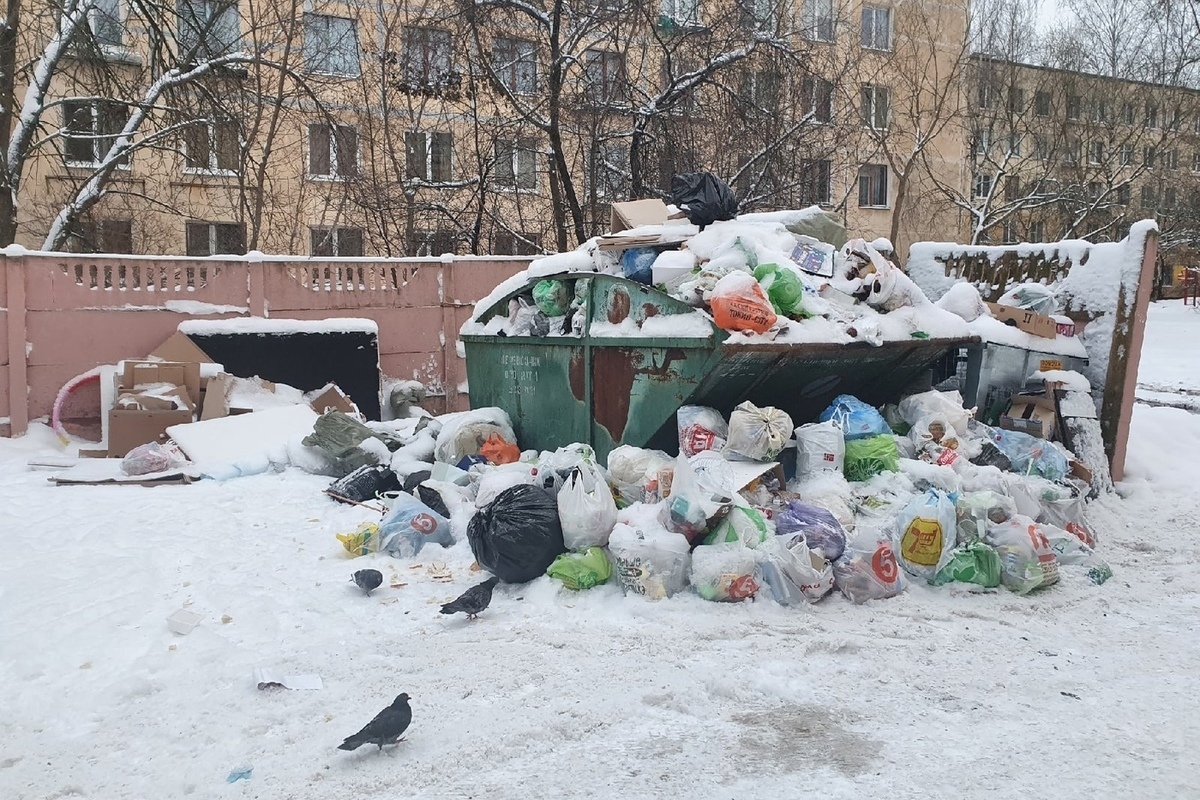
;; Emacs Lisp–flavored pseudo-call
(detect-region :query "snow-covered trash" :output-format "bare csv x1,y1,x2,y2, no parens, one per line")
819,394,893,440
434,407,517,466
677,405,729,458
376,492,453,558
831,524,905,604
775,500,848,562
985,516,1061,595
759,533,836,605
166,608,203,635
794,421,845,478
608,523,691,600
724,401,793,462
121,442,187,476
690,542,761,602
894,489,958,581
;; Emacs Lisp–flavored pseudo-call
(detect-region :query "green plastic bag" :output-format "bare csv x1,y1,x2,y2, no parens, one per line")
930,543,1002,588
533,279,572,316
704,505,771,547
843,435,900,482
753,263,809,319
546,547,613,590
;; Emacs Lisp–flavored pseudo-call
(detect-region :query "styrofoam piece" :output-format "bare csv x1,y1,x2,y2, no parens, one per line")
166,405,319,468
167,609,203,635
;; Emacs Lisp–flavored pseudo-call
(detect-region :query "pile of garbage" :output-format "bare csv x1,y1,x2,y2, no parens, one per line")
329,382,1109,605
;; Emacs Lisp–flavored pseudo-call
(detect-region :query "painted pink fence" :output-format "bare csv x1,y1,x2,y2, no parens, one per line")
0,250,530,436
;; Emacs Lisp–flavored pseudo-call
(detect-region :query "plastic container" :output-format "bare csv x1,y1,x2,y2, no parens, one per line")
167,609,203,635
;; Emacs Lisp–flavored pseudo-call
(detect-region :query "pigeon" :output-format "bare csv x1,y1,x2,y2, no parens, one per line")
440,576,500,619
338,693,412,752
351,569,384,596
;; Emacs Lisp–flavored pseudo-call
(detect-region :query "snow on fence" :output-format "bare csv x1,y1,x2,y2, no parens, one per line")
908,221,1159,481
0,249,530,437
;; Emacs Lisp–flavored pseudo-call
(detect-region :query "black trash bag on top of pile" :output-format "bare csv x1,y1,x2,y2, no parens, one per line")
467,484,565,583
327,464,402,504
417,483,452,519
670,172,738,230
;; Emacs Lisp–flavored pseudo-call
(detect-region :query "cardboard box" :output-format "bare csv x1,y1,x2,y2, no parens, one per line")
999,392,1059,439
309,384,360,416
122,360,202,407
610,198,669,234
986,302,1058,340
151,332,215,369
108,388,195,457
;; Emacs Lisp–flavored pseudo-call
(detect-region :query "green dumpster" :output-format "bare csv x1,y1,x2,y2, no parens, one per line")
463,273,976,461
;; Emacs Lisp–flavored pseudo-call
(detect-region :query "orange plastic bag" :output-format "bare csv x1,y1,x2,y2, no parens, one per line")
481,433,521,465
709,273,777,334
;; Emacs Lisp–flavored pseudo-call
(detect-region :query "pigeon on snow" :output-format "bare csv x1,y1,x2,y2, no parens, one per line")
440,576,500,619
338,693,412,752
351,569,384,596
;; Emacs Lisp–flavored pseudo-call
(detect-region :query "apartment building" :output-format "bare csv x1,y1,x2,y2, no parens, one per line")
6,0,1189,260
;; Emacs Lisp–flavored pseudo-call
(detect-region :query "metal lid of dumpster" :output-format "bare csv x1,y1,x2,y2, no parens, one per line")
462,273,976,460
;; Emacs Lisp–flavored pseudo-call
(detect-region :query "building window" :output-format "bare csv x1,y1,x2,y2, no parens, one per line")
1034,90,1051,117
1167,107,1181,130
1119,144,1133,166
185,221,244,255
400,26,453,88
1008,87,1025,113
1035,135,1049,161
492,37,537,94
1145,104,1159,128
1164,187,1177,208
73,218,133,253
801,0,835,42
1141,184,1157,208
799,159,832,205
91,0,124,47
177,0,238,58
1165,149,1179,170
405,131,452,182
63,100,129,167
310,227,364,257
1001,221,1017,244
1144,146,1157,168
495,230,542,256
495,138,538,190
1008,133,1022,156
584,49,624,104
1029,220,1045,241
742,70,780,111
308,123,358,179
978,82,996,110
861,84,889,129
591,141,629,199
1192,152,1200,172
802,76,833,122
183,117,239,173
1087,181,1103,200
973,173,992,198
413,229,457,257
1065,139,1080,165
661,0,701,26
1004,175,1020,202
303,14,359,76
1088,140,1104,165
857,163,888,207
1121,103,1135,125
1116,183,1130,205
973,128,992,158
1066,94,1081,120
860,5,891,51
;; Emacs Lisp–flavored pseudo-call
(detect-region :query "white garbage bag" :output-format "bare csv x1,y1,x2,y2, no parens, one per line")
725,401,793,462
985,515,1061,594
557,463,618,551
794,421,845,477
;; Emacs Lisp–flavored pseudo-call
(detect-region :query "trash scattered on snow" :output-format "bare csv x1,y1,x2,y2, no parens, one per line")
253,669,323,691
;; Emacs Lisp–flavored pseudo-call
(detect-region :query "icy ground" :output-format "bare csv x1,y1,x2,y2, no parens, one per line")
2,303,1199,799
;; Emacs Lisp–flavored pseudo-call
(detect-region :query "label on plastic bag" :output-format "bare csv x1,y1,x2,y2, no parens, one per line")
872,542,900,583
900,517,945,567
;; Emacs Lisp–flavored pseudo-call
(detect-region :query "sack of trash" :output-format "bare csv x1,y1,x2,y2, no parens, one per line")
474,462,538,508
1038,489,1097,549
930,542,1002,588
609,524,691,600
546,547,613,590
725,401,793,461
794,421,845,478
690,543,761,602
508,296,549,336
753,263,808,319
377,492,454,558
843,434,900,482
898,390,971,437
775,500,847,561
832,524,904,603
988,427,1069,481
709,272,778,334
606,445,673,505
984,515,1060,595
336,521,382,557
677,405,729,458
303,411,385,475
537,444,602,494
894,489,957,581
955,491,1018,545
122,442,188,476
326,463,402,504
703,504,772,547
557,464,619,551
759,533,835,604
435,408,517,465
467,484,565,583
670,172,738,229
998,282,1058,315
819,395,892,440
480,433,520,465
533,278,573,316
661,452,735,543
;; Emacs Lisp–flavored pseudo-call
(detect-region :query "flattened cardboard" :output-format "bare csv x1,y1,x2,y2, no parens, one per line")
150,332,215,366
309,384,359,416
986,302,1058,340
610,198,669,234
122,360,202,406
200,372,235,420
999,392,1059,439
109,388,196,457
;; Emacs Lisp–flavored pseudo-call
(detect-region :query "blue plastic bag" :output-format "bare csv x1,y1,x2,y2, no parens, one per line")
621,248,658,285
988,428,1070,481
818,394,892,440
378,493,454,558
775,500,847,561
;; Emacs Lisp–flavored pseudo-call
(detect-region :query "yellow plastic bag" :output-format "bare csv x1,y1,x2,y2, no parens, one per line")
336,521,381,557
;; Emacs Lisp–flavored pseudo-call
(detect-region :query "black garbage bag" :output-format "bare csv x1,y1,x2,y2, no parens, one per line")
467,484,565,583
403,470,433,493
971,441,1013,472
417,483,452,519
670,172,738,229
326,464,401,504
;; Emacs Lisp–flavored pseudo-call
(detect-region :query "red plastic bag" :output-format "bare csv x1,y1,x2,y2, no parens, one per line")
481,433,520,465
709,273,777,334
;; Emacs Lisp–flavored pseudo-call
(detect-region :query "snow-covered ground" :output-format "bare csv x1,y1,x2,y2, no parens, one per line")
2,303,1199,799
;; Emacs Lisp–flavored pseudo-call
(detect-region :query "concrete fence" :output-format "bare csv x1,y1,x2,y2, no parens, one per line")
0,249,531,437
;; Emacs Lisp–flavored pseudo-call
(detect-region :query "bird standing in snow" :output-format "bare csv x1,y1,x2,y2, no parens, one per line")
338,693,412,752
351,569,383,596
440,576,500,619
